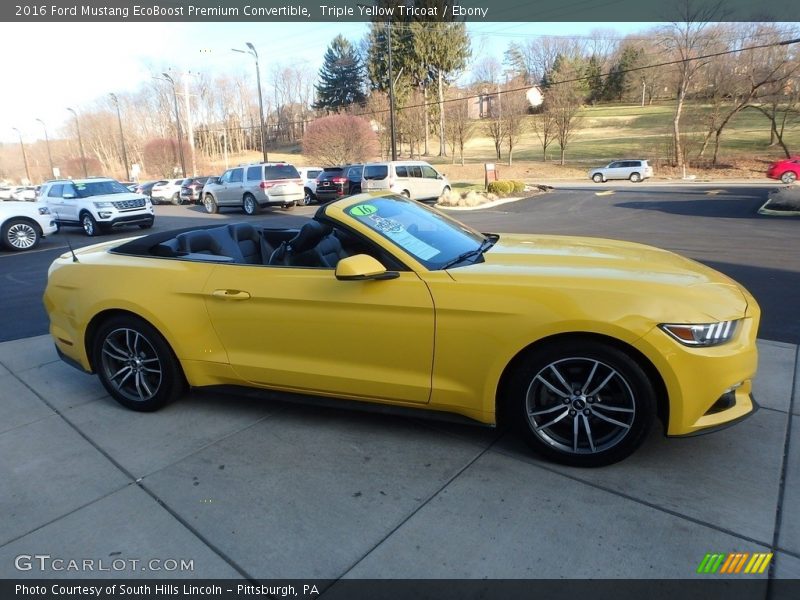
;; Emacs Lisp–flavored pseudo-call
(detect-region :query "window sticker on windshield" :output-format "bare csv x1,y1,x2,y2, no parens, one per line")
369,215,404,233
349,204,377,216
384,229,440,261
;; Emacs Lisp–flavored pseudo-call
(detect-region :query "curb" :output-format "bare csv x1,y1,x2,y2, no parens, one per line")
435,196,527,211
758,198,800,217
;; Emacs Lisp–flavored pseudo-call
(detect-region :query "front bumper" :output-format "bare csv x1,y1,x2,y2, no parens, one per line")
99,213,155,228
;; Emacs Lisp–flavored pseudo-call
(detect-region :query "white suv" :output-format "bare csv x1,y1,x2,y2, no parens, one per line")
41,178,155,236
589,160,653,183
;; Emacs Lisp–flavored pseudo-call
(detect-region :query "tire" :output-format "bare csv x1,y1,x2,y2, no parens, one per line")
81,212,100,237
203,194,218,214
505,339,656,467
281,202,295,210
303,188,314,205
401,190,411,198
138,221,154,230
592,173,604,183
242,194,259,216
440,185,451,199
780,171,797,184
2,218,41,251
171,192,180,205
93,315,185,412
629,172,641,183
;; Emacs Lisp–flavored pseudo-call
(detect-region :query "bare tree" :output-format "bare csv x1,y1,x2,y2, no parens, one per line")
531,109,558,161
544,60,585,165
502,86,529,165
302,115,379,166
444,95,474,165
658,0,722,167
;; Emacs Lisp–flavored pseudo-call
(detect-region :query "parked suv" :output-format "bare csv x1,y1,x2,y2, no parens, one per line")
151,179,185,204
41,178,154,236
589,160,653,183
315,164,364,203
361,161,450,201
180,176,212,204
1,200,57,251
296,166,323,205
202,163,303,215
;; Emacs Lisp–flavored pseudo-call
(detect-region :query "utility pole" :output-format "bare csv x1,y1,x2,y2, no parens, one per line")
386,20,397,160
66,107,88,177
35,118,54,177
233,43,269,163
109,93,130,181
160,73,187,178
11,127,31,183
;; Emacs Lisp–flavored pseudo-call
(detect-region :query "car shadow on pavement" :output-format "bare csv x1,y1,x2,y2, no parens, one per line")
615,196,768,219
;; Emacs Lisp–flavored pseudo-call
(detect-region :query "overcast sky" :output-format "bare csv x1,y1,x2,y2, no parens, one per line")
0,21,649,143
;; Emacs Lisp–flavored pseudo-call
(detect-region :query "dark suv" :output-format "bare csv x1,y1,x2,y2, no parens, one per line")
314,164,364,203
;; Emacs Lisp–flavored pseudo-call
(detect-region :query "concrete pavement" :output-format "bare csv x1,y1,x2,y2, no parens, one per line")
0,334,798,581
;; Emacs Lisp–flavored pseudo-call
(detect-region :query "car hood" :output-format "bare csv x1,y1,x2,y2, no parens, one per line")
80,192,148,202
447,234,749,318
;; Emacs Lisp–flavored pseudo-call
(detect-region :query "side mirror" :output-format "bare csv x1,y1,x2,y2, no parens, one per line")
335,254,398,281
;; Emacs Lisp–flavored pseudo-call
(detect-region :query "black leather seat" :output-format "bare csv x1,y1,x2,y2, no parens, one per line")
269,220,347,268
228,223,272,264
176,230,229,257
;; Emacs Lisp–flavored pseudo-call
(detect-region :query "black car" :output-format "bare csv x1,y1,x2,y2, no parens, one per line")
314,164,363,203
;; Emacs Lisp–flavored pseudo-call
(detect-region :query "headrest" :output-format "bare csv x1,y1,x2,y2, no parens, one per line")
288,220,332,254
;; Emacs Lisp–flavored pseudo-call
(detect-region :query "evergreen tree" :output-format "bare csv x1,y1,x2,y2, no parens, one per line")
314,35,366,112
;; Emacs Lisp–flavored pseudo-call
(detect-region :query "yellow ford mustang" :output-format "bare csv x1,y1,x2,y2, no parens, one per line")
44,194,759,467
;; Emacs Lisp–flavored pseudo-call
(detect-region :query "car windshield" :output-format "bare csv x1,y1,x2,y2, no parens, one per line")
73,180,130,197
343,195,488,270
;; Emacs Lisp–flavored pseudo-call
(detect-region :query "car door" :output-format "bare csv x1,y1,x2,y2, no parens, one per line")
44,183,65,220
215,170,234,205
407,164,424,199
421,164,442,199
60,183,80,222
203,262,435,404
604,161,624,180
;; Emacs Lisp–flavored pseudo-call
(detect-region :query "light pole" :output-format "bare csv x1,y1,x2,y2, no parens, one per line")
11,127,31,183
232,42,268,163
35,118,54,178
159,73,187,177
109,93,130,181
66,107,88,177
386,21,397,160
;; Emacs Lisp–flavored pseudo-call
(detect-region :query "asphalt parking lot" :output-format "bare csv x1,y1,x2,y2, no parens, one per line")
1,184,798,592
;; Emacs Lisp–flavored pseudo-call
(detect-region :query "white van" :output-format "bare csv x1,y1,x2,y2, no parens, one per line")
361,161,450,201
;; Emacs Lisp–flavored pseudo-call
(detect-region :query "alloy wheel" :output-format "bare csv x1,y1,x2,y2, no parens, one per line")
525,357,636,455
6,222,38,250
100,328,163,404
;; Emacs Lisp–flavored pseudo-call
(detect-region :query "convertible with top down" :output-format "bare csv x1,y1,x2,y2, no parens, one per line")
44,193,760,467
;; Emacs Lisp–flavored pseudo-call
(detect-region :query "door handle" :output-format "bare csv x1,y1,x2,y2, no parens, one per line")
212,289,251,300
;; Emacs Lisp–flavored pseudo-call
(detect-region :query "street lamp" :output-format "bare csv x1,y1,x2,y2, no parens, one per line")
11,127,31,183
35,118,54,178
232,42,268,163
158,73,187,178
66,107,88,177
109,93,131,181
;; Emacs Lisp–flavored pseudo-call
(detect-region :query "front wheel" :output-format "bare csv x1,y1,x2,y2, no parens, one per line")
781,171,797,184
171,192,180,205
81,212,100,237
303,188,314,205
506,339,656,467
242,194,259,216
592,173,604,183
204,194,219,214
93,315,185,412
2,218,41,251
281,202,295,210
138,221,154,230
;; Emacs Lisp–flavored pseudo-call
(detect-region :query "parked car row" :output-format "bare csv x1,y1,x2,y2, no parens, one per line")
0,185,39,201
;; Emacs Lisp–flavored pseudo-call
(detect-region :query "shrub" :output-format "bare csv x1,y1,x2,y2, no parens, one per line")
487,180,513,195
302,114,379,166
511,180,526,193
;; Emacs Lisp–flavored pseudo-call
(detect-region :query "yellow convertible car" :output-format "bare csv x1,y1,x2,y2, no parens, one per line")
44,194,760,467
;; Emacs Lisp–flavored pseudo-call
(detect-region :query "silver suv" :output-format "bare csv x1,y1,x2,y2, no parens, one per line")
201,163,304,215
41,178,154,236
589,160,653,183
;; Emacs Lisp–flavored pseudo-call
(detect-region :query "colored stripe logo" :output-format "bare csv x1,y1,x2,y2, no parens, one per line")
697,552,772,574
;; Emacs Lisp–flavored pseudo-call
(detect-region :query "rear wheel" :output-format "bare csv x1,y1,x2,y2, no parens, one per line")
506,339,656,467
2,218,41,251
303,188,314,205
781,171,797,184
81,212,100,237
171,192,180,205
629,172,641,182
242,194,259,216
204,194,218,214
93,315,185,412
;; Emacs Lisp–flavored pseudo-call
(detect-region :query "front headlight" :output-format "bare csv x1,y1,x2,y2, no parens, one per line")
659,320,740,347
38,206,50,215
93,201,113,208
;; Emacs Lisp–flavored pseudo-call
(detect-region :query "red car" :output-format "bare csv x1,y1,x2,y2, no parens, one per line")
767,157,800,183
